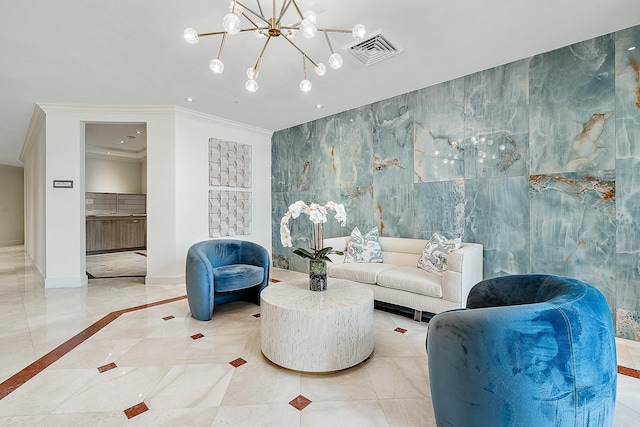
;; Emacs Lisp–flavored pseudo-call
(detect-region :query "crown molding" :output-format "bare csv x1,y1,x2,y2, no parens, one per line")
20,104,46,163
173,106,273,137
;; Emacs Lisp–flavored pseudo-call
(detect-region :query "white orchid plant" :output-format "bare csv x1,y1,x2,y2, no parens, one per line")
280,200,347,261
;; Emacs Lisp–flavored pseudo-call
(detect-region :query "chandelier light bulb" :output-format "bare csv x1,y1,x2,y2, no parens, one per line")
209,58,224,74
303,11,317,23
300,18,317,39
328,53,343,69
223,13,241,35
315,63,326,76
184,28,199,44
352,24,366,41
247,67,258,79
284,27,298,39
246,79,258,92
300,79,312,92
255,29,266,38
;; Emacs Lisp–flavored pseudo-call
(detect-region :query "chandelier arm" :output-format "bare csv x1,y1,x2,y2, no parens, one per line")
318,28,353,34
302,54,307,79
217,33,227,59
236,2,270,25
253,36,273,73
323,30,335,54
276,0,294,26
281,35,319,68
198,31,228,37
255,0,264,18
242,12,264,30
289,0,304,20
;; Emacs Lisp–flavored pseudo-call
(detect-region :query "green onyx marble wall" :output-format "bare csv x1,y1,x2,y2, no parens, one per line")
271,24,640,340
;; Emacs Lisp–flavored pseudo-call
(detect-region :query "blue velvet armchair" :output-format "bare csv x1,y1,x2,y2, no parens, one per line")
185,239,270,321
426,274,617,427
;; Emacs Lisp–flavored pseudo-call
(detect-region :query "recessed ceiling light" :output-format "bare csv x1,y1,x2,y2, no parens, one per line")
107,151,111,155
186,97,194,102
630,46,637,51
120,140,124,144
136,130,141,134
316,104,323,109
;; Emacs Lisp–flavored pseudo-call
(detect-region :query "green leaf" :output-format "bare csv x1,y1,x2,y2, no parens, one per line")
293,248,315,259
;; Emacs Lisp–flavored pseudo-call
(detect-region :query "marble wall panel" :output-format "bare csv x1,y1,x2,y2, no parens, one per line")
616,167,640,338
464,60,529,179
616,26,640,168
373,184,414,238
271,123,316,193
530,171,616,308
270,24,640,341
414,180,465,240
617,252,640,339
617,167,640,253
313,106,374,192
413,78,465,183
371,93,415,186
464,176,530,278
530,35,615,174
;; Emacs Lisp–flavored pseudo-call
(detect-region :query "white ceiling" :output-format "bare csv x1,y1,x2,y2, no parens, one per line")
1,0,639,167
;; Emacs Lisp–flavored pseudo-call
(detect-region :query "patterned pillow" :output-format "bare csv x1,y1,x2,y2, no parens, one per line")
345,226,383,263
417,232,462,275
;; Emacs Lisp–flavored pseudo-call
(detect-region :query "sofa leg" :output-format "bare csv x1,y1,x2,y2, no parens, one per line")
413,310,422,322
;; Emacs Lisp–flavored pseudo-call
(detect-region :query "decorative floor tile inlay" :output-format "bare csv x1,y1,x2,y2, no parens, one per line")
190,333,204,340
0,295,187,401
253,313,260,318
289,395,312,411
162,315,175,321
124,402,149,419
619,365,640,379
394,327,407,334
97,362,117,373
230,358,247,368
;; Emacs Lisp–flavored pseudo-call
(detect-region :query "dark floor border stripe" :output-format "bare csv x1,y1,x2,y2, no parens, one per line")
0,294,187,401
618,365,640,379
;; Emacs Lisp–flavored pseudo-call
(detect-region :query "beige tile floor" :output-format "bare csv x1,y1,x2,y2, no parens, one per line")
0,244,639,426
86,250,147,278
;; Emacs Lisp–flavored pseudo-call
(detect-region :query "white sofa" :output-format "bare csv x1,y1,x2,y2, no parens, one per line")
323,236,483,320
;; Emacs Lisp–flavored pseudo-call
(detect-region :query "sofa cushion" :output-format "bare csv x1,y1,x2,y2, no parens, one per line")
417,232,462,276
377,266,443,298
328,262,397,284
212,264,265,292
345,226,383,263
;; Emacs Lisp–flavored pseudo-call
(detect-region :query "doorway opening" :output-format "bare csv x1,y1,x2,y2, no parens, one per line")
84,122,148,280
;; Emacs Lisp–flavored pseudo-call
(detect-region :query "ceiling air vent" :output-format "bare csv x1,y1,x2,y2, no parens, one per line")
343,30,404,66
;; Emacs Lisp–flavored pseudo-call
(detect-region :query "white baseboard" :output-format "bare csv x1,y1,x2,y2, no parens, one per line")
45,275,88,288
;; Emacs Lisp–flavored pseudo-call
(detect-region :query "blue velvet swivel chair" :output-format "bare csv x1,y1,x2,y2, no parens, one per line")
185,239,270,321
426,274,617,427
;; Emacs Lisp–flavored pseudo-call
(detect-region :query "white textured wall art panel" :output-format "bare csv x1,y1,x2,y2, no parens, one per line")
209,190,252,237
209,138,252,187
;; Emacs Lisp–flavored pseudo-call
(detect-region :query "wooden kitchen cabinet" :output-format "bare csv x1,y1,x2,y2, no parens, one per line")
86,215,146,253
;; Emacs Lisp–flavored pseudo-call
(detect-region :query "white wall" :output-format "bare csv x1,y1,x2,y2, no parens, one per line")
0,165,25,246
85,156,143,194
20,107,46,279
20,104,272,288
173,109,273,270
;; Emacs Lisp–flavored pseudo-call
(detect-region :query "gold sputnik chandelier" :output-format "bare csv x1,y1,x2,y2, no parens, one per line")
184,0,366,93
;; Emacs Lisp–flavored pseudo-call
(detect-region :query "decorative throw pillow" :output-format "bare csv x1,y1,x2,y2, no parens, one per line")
345,226,383,263
417,232,462,275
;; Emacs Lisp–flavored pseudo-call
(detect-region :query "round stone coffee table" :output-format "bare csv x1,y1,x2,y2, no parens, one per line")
260,277,374,373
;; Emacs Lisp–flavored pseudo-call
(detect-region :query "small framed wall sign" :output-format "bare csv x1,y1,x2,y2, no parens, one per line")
53,180,74,188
